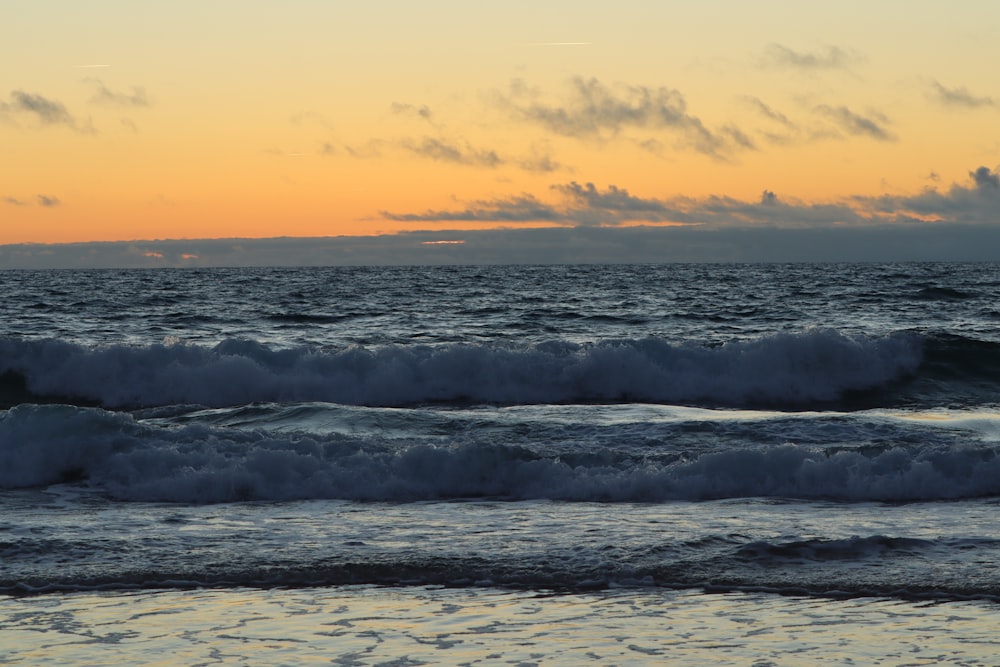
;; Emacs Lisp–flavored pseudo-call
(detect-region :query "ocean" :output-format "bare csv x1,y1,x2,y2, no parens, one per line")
3,262,1000,664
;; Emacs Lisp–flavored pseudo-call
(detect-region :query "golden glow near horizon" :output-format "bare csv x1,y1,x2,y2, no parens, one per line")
3,1,1000,245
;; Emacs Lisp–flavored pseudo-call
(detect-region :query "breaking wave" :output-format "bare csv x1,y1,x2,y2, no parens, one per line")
4,403,1000,503
0,329,925,410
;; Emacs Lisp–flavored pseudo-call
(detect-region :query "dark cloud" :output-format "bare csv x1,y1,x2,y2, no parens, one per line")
401,137,503,167
864,166,1000,223
930,81,994,109
762,44,857,71
88,80,150,107
3,90,84,130
386,163,1000,231
3,196,26,206
498,77,746,158
4,223,1000,269
382,194,561,223
384,183,690,226
554,182,679,220
383,180,876,228
970,166,1000,189
815,105,894,141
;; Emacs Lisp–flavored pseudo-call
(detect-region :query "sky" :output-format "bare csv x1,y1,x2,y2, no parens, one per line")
3,1,1000,267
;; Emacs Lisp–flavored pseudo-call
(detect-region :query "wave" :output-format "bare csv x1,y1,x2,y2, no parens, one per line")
4,404,1000,503
0,329,925,410
735,535,1000,564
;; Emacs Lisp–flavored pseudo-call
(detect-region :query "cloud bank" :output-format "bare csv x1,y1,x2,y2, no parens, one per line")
384,166,1000,228
3,222,999,270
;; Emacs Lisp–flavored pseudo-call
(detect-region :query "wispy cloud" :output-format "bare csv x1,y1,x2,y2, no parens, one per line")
4,194,62,207
929,81,994,109
339,132,563,172
761,44,859,71
744,96,797,129
496,77,748,158
87,80,150,107
814,105,894,141
390,102,433,120
400,136,503,167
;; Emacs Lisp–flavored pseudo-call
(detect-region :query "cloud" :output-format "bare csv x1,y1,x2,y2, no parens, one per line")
383,182,705,226
497,77,745,158
87,80,150,107
814,105,894,141
762,44,858,71
400,136,503,167
383,179,879,228
3,194,61,207
290,111,336,130
390,102,433,120
861,166,1000,223
515,150,564,173
385,164,1000,231
8,91,73,123
5,223,1000,269
929,81,994,109
970,166,1000,189
383,194,562,223
744,96,796,129
2,90,87,131
344,132,562,172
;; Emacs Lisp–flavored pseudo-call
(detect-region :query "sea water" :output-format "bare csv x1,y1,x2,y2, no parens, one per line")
2,262,1000,663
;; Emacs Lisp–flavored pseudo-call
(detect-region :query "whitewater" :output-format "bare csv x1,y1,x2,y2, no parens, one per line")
3,262,1000,665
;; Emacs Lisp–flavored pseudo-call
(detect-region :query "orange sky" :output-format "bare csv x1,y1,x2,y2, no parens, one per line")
3,1,1000,246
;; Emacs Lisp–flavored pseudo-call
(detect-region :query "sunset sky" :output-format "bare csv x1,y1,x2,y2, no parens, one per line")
3,1,1000,266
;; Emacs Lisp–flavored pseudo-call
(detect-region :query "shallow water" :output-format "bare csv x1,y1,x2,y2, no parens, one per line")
2,586,997,666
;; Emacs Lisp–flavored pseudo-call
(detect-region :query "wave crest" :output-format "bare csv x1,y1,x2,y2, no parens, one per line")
0,329,922,409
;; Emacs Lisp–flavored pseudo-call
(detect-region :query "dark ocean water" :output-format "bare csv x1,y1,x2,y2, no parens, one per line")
3,262,1000,600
